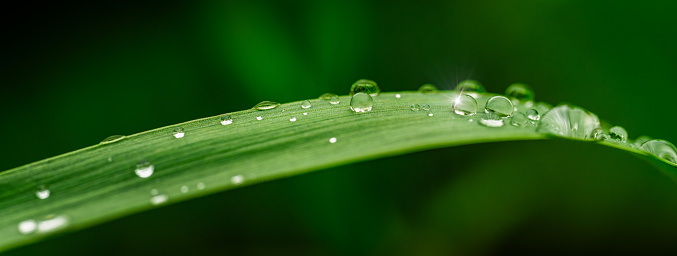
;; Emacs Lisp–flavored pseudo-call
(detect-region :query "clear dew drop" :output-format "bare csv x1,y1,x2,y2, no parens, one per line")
609,126,628,144
180,186,189,193
505,83,535,102
18,219,37,234
350,79,380,96
256,116,263,121
220,115,233,125
289,116,297,122
418,84,438,93
538,105,601,139
350,92,374,113
510,112,528,126
196,182,205,190
36,186,50,200
252,101,281,110
330,96,340,104
231,175,244,185
410,104,421,111
591,128,609,141
395,94,401,99
421,104,431,111
455,80,486,93
526,109,540,121
100,135,125,144
173,127,185,139
150,194,168,205
135,160,154,178
301,100,312,109
329,137,337,143
319,93,338,100
37,215,69,233
479,113,504,127
485,96,514,117
452,94,478,116
640,140,677,165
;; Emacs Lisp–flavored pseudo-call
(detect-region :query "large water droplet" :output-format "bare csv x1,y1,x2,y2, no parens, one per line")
135,160,154,178
452,95,477,116
330,96,340,104
319,93,338,100
609,126,628,144
640,140,677,165
510,112,528,126
479,113,504,127
350,93,373,112
350,79,380,96
37,215,68,233
252,101,281,110
220,115,233,125
173,127,185,139
100,135,125,144
231,175,244,185
18,219,37,234
455,80,486,93
36,186,50,200
538,105,600,139
505,83,535,102
526,109,540,121
410,104,421,111
485,96,514,117
418,84,438,93
301,100,312,109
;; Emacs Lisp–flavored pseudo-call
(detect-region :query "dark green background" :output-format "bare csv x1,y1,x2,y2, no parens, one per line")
2,0,677,255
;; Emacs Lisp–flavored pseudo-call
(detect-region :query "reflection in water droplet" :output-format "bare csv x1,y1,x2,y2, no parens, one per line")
456,80,486,93
591,128,608,141
329,137,337,143
609,126,628,144
173,127,185,139
37,215,68,233
485,96,514,117
319,93,338,100
180,186,189,193
197,182,205,190
100,135,125,144
301,100,312,109
36,186,50,200
410,104,421,111
421,104,431,111
256,116,263,121
252,101,281,110
150,194,168,205
135,160,154,178
18,219,37,234
330,96,340,104
231,175,244,185
452,95,478,116
510,112,528,126
220,115,233,125
289,116,297,122
350,79,380,96
418,84,438,93
526,109,540,121
350,93,373,112
479,113,504,127
640,140,677,165
505,83,535,102
395,94,401,99
538,105,600,139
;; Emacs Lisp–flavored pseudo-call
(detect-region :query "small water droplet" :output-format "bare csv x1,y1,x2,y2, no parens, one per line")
427,111,434,117
350,79,380,96
452,94,478,116
173,127,185,139
526,109,540,121
421,104,431,111
100,135,125,144
150,189,159,196
220,115,233,125
107,157,113,162
609,126,628,144
329,137,337,143
289,116,297,122
319,93,338,100
538,105,600,139
418,84,438,93
36,186,50,200
510,112,528,126
350,93,373,112
591,128,608,141
150,194,168,205
303,112,308,115
301,100,312,109
395,94,401,99
479,113,504,127
505,83,535,102
252,101,281,110
18,219,37,234
485,96,514,117
256,116,263,121
180,186,189,193
37,215,68,233
410,104,421,111
455,80,486,93
231,175,244,185
197,182,205,190
135,160,154,178
330,95,340,104
640,140,677,165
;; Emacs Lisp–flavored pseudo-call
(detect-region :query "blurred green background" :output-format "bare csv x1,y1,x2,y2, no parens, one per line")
2,0,677,255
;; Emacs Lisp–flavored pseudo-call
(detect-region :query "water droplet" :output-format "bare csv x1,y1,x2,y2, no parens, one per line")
303,112,308,115
427,111,434,117
100,135,125,144
173,127,185,139
289,116,297,122
350,79,380,96
479,113,504,127
410,104,421,111
510,112,528,126
150,189,159,196
634,136,652,147
231,175,244,185
252,101,281,110
591,128,608,141
36,186,50,200
526,109,540,121
329,137,337,143
256,116,263,121
455,80,486,93
150,194,168,205
421,104,431,111
135,160,154,178
18,219,37,234
609,126,628,144
452,94,478,116
37,215,68,233
180,186,189,193
350,93,374,112
505,83,535,102
319,93,338,100
107,157,113,162
418,84,438,93
196,182,205,190
534,102,552,113
640,140,677,165
301,100,312,109
220,115,233,125
485,96,514,117
330,96,340,104
538,105,600,139
395,94,401,99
